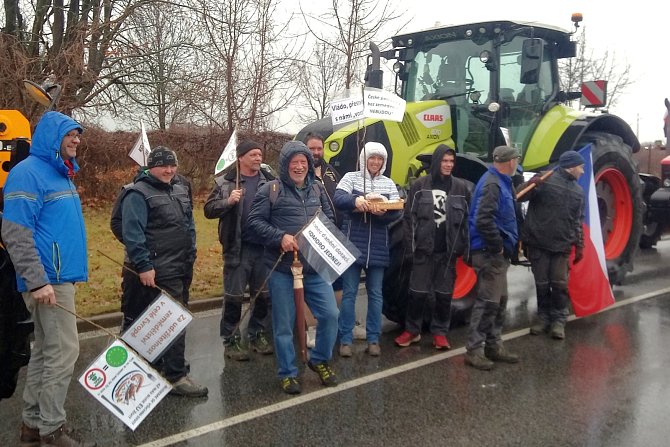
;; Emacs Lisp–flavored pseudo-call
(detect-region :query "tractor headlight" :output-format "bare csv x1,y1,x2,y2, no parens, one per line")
663,178,670,188
329,141,339,152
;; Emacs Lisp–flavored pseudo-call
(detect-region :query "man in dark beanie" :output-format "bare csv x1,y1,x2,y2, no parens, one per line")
120,146,208,397
395,144,472,350
519,149,585,340
205,140,275,361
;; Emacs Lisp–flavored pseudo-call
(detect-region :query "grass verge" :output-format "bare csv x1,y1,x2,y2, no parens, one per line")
76,202,222,317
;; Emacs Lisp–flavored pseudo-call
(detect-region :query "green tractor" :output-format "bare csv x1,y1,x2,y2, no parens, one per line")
296,15,642,324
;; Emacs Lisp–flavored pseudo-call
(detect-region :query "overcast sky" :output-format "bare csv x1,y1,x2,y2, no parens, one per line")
290,0,667,143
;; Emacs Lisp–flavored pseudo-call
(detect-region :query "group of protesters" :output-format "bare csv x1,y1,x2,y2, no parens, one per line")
0,110,586,446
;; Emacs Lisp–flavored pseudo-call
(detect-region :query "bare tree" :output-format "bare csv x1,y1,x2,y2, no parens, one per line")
559,28,633,109
296,41,345,122
97,2,203,130
0,0,155,119
301,0,406,90
196,0,301,133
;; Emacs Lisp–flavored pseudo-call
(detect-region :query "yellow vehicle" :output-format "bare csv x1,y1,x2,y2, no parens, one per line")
0,80,60,191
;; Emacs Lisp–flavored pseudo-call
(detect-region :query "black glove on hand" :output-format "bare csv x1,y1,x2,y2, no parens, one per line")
528,174,544,187
573,246,584,264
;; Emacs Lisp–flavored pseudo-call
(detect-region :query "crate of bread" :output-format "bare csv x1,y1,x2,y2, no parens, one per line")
365,193,405,212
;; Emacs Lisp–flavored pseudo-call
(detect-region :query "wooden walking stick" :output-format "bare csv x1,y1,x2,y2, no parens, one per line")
291,249,308,363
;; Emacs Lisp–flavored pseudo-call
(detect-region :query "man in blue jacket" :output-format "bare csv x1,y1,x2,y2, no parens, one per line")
465,145,521,371
2,111,96,446
248,141,339,395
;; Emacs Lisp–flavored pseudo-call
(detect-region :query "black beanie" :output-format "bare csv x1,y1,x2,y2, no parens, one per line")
236,140,262,158
147,146,178,168
559,151,585,169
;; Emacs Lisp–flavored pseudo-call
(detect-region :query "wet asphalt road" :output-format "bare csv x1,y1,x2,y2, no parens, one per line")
3,240,670,446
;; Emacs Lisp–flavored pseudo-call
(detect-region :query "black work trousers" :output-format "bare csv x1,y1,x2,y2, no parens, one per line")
527,246,570,325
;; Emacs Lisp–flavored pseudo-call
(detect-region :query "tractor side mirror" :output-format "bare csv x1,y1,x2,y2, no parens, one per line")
520,38,544,84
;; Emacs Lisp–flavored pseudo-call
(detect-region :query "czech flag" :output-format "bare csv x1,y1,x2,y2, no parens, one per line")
568,144,615,316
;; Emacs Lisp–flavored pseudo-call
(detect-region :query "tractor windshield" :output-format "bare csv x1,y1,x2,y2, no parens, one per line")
403,34,555,158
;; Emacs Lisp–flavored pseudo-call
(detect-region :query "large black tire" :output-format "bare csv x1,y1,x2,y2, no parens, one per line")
577,132,643,285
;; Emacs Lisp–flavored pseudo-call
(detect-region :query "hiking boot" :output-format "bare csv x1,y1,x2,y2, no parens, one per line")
40,426,96,447
224,338,250,361
19,422,39,447
250,332,274,355
365,343,381,357
169,376,209,397
339,344,353,358
394,331,421,347
432,334,451,350
280,377,301,395
485,345,520,363
465,349,494,371
550,322,566,340
529,322,549,335
308,361,338,387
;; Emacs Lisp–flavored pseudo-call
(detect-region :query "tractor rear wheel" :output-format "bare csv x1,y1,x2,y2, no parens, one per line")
578,132,643,285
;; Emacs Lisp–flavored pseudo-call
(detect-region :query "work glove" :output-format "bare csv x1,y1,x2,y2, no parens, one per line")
573,246,584,264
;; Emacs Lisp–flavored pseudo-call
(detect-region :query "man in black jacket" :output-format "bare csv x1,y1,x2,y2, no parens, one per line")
121,147,207,397
520,150,585,340
395,145,472,350
204,140,274,361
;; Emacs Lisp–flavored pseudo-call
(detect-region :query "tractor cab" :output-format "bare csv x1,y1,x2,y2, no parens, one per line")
373,19,578,161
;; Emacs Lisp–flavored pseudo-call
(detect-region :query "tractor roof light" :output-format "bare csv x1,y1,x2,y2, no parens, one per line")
664,178,670,188
392,62,403,73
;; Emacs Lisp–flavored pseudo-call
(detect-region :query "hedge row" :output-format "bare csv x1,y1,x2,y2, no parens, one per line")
75,126,291,204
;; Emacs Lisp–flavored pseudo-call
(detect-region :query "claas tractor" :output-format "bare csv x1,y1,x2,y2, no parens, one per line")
296,14,643,324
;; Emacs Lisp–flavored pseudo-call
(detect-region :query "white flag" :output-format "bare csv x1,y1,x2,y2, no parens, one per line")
128,121,151,166
215,128,238,175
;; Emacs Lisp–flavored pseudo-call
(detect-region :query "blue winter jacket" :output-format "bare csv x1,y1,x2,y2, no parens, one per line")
469,166,518,256
333,145,401,268
1,112,87,292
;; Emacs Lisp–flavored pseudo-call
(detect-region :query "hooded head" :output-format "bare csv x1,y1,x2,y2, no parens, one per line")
30,111,83,177
430,144,456,181
279,141,315,188
359,142,388,178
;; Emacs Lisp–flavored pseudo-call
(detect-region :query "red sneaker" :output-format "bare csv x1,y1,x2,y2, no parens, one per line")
432,334,451,350
394,331,421,347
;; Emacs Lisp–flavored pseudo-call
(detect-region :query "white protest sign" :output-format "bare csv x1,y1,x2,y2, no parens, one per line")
215,128,238,175
121,292,193,363
330,96,365,126
302,214,357,276
363,88,406,122
79,340,171,431
128,121,151,166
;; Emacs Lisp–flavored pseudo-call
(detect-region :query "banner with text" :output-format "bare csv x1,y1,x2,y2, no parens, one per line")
329,88,406,127
121,292,193,363
297,212,361,284
79,340,171,431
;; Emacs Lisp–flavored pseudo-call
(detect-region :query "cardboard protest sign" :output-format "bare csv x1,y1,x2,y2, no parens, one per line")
363,88,406,122
297,212,361,284
79,340,171,431
121,291,193,363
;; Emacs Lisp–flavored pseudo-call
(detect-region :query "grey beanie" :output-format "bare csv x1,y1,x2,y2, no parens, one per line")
559,151,585,169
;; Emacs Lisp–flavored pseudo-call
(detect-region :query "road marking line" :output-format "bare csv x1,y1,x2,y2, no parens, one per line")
134,286,670,447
